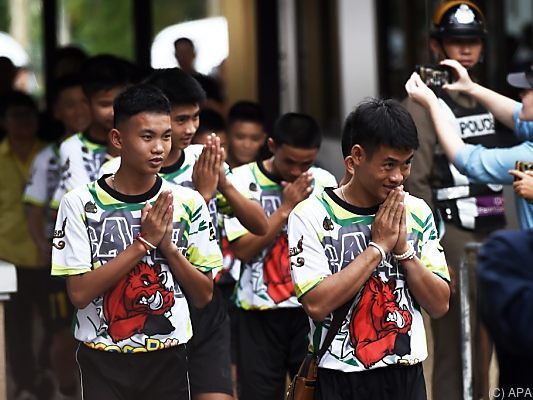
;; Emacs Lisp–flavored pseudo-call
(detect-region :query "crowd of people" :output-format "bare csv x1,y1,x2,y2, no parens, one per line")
0,1,532,400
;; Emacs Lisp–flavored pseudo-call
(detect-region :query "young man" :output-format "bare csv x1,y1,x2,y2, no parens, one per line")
51,55,131,209
288,99,450,400
23,75,90,398
192,108,227,149
0,91,47,400
51,84,220,400
225,101,267,169
406,59,533,229
225,112,337,400
402,3,510,398
145,68,267,400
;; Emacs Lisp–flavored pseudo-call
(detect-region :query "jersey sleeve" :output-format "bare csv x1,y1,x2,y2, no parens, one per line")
288,204,330,298
185,193,223,273
23,149,50,206
51,191,93,277
414,201,450,282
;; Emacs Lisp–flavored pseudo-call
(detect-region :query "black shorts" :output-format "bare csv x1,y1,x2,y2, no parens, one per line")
316,363,427,400
216,281,238,363
236,307,309,400
187,286,233,396
76,343,189,400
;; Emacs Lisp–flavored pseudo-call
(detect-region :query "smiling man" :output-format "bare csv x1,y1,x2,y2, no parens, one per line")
288,99,450,400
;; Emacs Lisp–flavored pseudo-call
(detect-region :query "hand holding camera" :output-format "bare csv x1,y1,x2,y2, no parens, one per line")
510,161,533,202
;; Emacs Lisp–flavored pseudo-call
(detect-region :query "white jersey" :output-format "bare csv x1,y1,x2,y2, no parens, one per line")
224,161,337,310
51,132,108,209
23,143,61,237
288,188,449,372
51,176,222,352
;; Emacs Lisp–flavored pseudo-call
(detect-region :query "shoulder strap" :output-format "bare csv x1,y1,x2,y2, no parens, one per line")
316,299,353,360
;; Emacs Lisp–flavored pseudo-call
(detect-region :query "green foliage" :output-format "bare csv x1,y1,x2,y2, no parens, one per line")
0,0,9,32
63,0,134,60
152,0,206,36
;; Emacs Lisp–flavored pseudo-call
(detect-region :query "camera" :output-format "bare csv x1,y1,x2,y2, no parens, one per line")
415,64,453,88
515,160,533,177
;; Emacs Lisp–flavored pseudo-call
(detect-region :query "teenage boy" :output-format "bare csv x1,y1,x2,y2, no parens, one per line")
225,112,337,400
402,3,510,399
23,75,90,398
51,54,131,209
192,108,227,148
225,100,267,169
406,59,533,229
288,99,450,400
146,68,267,400
0,91,46,400
51,84,220,400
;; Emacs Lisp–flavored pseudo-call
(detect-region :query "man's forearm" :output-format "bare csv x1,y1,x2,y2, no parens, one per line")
66,240,147,309
466,83,516,129
403,257,450,318
428,101,465,164
162,246,213,308
229,206,289,262
300,247,381,321
219,183,268,235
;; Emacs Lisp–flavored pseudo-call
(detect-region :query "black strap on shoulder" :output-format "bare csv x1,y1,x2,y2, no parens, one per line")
316,299,354,360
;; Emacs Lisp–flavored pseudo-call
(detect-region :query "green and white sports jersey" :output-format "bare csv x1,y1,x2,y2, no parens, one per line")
23,143,61,237
225,161,337,310
98,145,235,233
51,175,222,353
288,188,449,372
51,132,108,209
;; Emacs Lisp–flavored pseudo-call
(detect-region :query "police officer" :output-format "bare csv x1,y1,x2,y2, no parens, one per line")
403,2,515,400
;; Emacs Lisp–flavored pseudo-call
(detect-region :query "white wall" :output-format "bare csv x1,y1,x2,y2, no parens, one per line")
316,0,380,180
338,0,379,118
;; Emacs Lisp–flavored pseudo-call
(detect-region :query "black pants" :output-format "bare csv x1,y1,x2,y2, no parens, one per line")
236,307,309,400
76,343,190,400
187,286,233,396
316,364,427,400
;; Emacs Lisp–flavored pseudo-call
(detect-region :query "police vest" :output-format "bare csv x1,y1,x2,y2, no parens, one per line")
431,90,506,232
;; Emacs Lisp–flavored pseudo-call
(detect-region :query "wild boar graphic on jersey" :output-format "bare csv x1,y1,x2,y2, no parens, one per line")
263,233,295,304
349,276,412,369
103,262,175,343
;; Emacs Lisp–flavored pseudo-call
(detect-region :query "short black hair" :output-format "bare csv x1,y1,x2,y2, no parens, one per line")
0,91,38,118
342,98,419,158
113,84,170,128
228,101,264,127
272,112,321,149
145,68,206,107
50,74,83,105
81,54,133,98
197,108,226,135
174,37,194,49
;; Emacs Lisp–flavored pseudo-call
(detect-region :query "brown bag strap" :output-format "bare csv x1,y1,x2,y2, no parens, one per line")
316,299,353,361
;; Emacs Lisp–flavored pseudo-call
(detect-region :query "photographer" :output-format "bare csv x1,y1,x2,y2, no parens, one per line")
405,59,533,229
401,2,513,399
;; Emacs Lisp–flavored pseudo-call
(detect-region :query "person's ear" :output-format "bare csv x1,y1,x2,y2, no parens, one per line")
350,145,365,167
344,155,355,176
267,137,277,154
109,128,122,150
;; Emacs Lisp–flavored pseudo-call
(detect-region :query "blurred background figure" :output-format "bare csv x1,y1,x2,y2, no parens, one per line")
193,108,227,148
477,229,533,398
